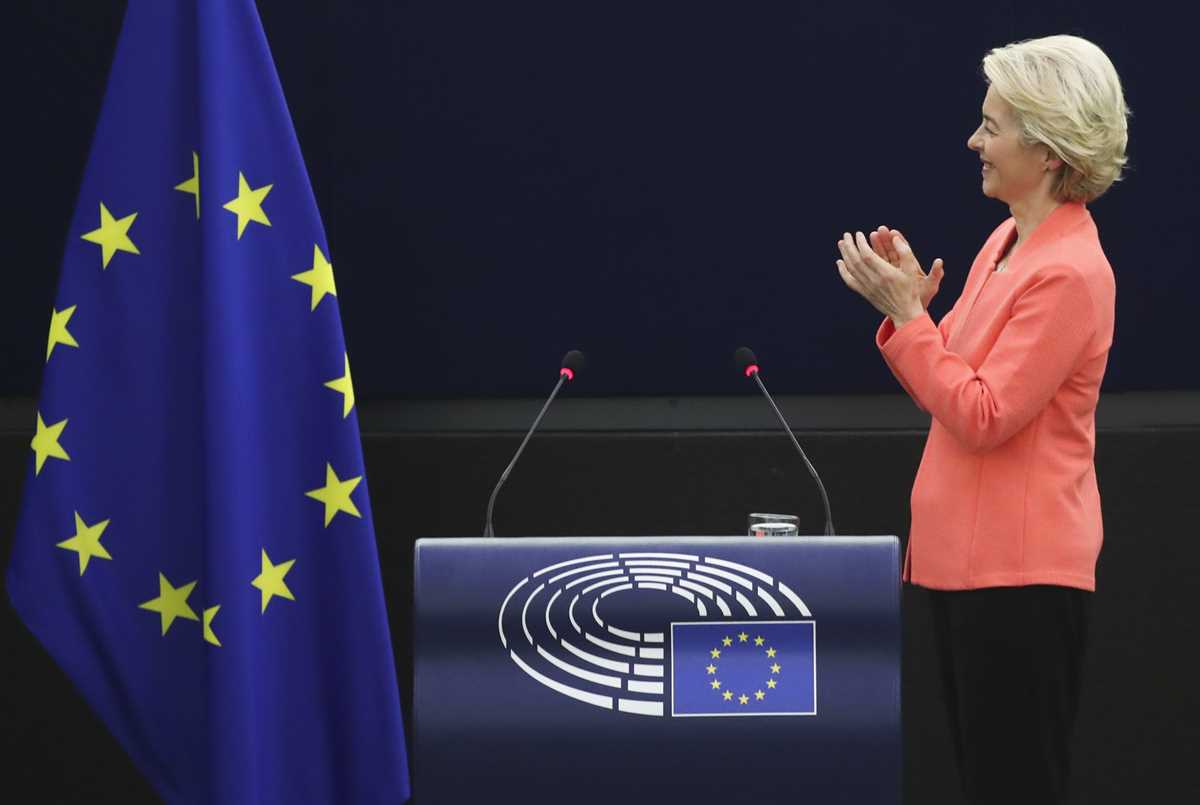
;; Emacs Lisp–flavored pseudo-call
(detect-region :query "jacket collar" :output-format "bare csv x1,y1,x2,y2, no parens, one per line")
996,201,1091,272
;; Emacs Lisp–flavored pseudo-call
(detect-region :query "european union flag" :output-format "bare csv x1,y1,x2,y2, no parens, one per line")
671,621,816,716
5,2,410,803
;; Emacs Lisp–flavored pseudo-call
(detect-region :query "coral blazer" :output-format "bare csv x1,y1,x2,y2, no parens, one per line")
875,201,1114,591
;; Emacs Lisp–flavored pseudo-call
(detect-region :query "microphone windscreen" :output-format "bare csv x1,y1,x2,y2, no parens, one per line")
561,350,587,374
734,347,758,372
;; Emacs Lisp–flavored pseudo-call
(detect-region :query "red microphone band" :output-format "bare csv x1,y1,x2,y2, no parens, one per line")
744,364,760,378
560,368,575,381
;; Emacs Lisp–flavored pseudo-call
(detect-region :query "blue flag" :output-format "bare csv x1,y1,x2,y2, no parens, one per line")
5,2,410,803
671,621,816,716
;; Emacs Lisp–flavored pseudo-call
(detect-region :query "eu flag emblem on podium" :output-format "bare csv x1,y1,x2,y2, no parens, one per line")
5,2,410,803
672,621,816,716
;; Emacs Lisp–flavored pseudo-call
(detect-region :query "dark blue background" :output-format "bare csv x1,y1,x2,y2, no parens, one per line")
12,1,1196,396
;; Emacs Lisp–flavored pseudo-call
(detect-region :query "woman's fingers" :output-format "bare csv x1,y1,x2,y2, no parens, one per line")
837,237,873,296
891,234,926,276
853,231,889,276
876,226,901,265
836,259,866,295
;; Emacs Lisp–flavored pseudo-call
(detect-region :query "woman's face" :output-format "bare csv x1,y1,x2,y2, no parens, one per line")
967,86,1057,205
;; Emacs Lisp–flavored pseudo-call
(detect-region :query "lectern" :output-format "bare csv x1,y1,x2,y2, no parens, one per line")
414,536,900,803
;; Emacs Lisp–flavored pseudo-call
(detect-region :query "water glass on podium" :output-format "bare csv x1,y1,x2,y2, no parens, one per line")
747,512,799,537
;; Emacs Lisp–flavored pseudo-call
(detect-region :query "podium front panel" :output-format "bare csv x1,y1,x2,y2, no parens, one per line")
414,536,900,803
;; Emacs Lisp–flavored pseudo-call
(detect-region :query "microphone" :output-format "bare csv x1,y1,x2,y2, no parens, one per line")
734,347,835,536
483,350,587,538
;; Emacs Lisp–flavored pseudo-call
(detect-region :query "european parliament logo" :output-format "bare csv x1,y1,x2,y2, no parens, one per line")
498,552,817,718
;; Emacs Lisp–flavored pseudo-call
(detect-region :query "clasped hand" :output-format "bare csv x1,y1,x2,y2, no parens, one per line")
836,227,945,328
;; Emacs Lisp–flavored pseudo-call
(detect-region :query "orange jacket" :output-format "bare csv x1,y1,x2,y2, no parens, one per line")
876,202,1114,591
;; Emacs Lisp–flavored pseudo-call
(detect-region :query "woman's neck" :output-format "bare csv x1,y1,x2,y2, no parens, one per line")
1007,192,1062,251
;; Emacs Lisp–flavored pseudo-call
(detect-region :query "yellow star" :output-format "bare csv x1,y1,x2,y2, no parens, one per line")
754,635,765,646
138,573,199,636
722,690,733,701
31,412,70,475
705,664,717,675
305,462,363,527
722,636,733,647
56,511,112,575
755,690,765,701
738,694,750,705
324,352,354,417
738,631,749,642
767,679,778,689
252,548,296,613
46,306,79,362
81,202,139,269
710,648,721,659
292,244,338,311
770,662,782,674
766,647,777,658
222,171,272,239
203,605,221,647
710,679,721,690
174,150,200,219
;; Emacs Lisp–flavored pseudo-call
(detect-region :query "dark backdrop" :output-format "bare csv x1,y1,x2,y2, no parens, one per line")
6,2,1200,804
8,0,1197,398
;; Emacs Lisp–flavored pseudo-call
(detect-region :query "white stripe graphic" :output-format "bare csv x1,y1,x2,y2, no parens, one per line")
548,561,621,584
569,593,582,634
498,576,528,649
671,588,695,603
756,586,785,617
697,599,708,617
522,583,544,645
639,647,664,659
582,577,630,596
618,699,664,716
685,572,733,595
777,581,813,617
618,552,700,561
735,590,758,616
601,583,634,598
591,597,603,628
630,569,683,578
585,632,638,657
638,583,668,591
533,554,615,577
645,633,664,643
608,625,641,641
565,569,626,590
694,565,754,590
537,645,622,688
562,639,630,673
627,680,664,694
546,588,562,639
678,579,714,599
714,594,732,616
633,663,664,677
632,574,679,584
510,651,612,710
703,557,774,585
622,560,692,569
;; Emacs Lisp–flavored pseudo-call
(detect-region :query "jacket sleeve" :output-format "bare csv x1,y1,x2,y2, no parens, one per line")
877,266,1096,452
876,305,957,413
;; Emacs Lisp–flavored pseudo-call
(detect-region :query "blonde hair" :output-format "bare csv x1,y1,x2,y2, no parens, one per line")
983,35,1130,203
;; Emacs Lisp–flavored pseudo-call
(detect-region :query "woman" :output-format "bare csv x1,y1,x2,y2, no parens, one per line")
835,35,1129,805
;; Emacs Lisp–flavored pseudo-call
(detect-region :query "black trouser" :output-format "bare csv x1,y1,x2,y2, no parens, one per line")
926,585,1091,805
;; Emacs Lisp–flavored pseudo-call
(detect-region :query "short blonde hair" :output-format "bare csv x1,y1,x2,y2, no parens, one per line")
983,35,1130,203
